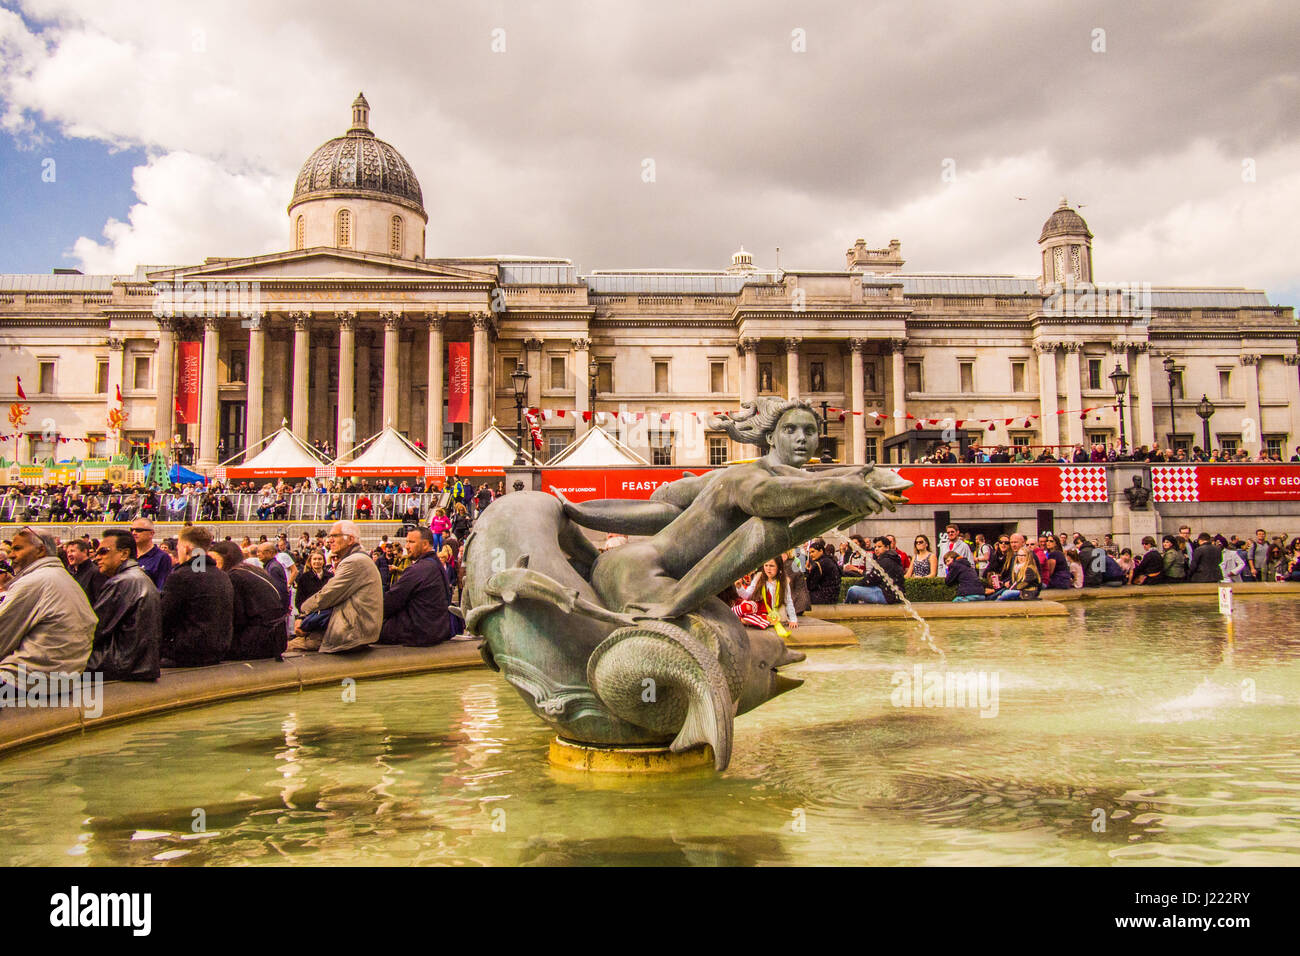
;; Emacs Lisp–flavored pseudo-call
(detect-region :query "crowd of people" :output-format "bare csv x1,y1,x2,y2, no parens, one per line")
713,521,1300,625
915,441,1300,464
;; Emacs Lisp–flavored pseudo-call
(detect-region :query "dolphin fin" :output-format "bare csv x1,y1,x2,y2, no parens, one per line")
669,688,731,771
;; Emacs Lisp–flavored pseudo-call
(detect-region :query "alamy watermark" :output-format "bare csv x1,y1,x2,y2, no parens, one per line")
0,668,104,718
890,664,999,718
151,280,263,319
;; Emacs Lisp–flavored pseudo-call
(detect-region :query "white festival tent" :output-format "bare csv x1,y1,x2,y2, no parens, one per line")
440,424,541,472
545,424,649,467
217,424,331,478
333,426,429,476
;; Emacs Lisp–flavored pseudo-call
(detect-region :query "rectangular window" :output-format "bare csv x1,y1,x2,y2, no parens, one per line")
133,355,151,390
809,361,826,393
1172,369,1184,398
1011,433,1031,450
549,356,565,390
1171,434,1192,455
654,361,669,393
708,436,727,467
1087,358,1102,390
1219,369,1231,399
95,360,109,395
1218,435,1239,456
597,361,613,394
1264,435,1284,459
905,361,923,393
502,356,520,383
547,434,568,460
1011,361,1026,392
651,431,674,466
1087,431,1109,446
709,361,725,393
86,434,106,457
864,436,878,463
38,360,55,394
959,361,974,393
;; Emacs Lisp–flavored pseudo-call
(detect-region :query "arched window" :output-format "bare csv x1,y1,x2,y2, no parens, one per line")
295,215,305,250
390,215,403,256
336,208,352,248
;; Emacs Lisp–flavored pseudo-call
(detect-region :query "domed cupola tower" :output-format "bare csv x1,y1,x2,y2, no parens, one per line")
288,93,427,258
1038,197,1093,287
726,244,758,275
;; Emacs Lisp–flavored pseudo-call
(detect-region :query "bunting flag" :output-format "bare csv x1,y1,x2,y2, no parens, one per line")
15,377,26,400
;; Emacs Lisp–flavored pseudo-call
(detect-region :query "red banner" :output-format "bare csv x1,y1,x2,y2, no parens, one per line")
177,340,201,425
447,342,470,424
895,465,1109,504
542,468,706,502
1152,465,1300,502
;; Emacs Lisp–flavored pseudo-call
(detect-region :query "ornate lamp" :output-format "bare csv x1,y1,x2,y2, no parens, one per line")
1108,362,1129,450
588,357,599,423
1162,355,1178,448
511,362,530,466
1195,393,1215,455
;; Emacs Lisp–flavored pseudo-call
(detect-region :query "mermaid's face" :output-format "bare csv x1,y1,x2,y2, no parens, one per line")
769,408,819,466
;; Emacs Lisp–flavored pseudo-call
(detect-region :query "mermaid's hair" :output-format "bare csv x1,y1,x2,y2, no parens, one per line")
715,397,818,449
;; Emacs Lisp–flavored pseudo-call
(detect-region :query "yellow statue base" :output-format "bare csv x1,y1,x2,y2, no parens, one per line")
548,737,715,773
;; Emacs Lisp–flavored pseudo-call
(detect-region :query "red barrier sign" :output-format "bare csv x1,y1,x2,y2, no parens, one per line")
1151,465,1300,502
896,465,1109,504
542,468,705,502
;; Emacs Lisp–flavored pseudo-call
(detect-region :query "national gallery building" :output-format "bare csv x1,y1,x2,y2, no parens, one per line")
3,95,1297,471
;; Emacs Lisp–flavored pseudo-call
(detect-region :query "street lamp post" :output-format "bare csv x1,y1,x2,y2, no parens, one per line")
1108,361,1129,453
819,400,833,464
1195,394,1215,457
588,357,599,425
1162,354,1178,451
511,361,530,466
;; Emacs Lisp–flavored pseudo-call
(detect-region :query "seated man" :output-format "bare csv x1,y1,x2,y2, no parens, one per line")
256,489,276,521
943,551,985,601
256,542,292,624
1131,536,1164,585
159,526,233,667
0,527,97,688
379,528,451,646
354,494,373,520
272,492,290,521
86,529,161,681
846,537,905,604
64,537,106,606
293,520,382,653
208,541,287,661
804,538,841,605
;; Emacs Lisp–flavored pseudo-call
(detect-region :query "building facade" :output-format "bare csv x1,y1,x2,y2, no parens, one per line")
3,95,1298,470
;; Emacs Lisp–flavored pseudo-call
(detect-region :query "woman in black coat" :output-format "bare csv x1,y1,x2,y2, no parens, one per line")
294,550,333,612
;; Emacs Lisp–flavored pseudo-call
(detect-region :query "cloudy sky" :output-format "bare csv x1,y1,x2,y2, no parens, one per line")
1,0,1297,303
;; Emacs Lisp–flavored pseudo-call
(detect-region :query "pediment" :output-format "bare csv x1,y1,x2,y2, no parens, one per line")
148,248,496,284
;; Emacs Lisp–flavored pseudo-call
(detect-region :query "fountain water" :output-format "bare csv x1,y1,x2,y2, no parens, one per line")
846,544,946,663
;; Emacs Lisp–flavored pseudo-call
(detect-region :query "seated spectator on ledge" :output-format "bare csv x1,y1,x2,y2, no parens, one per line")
943,552,985,602
1187,533,1222,583
354,494,373,520
130,518,173,591
292,521,382,654
159,526,232,668
846,537,905,605
86,529,161,682
1131,536,1164,585
1161,535,1189,582
208,541,287,661
379,528,451,647
804,539,841,605
295,549,333,612
995,544,1041,601
0,528,96,687
64,537,106,606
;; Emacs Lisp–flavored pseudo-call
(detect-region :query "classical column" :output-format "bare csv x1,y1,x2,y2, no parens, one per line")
245,313,265,452
524,337,543,409
355,331,372,438
103,336,126,456
312,329,331,443
849,338,867,464
888,338,907,436
1241,354,1262,454
425,312,445,460
1133,345,1155,447
784,337,801,400
379,310,401,430
197,317,221,466
471,312,492,438
336,312,356,456
289,311,311,437
1284,355,1300,453
1034,342,1060,450
572,337,591,434
1063,342,1083,447
152,322,175,445
738,338,759,403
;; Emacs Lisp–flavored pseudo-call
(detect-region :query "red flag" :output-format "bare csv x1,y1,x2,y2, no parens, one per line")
582,411,592,422
987,422,996,431
955,420,965,428
15,376,26,400
661,413,671,424
914,421,923,430
557,409,566,418
115,383,124,404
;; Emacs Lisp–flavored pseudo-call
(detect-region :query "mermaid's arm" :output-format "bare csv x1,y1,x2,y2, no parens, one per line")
552,487,684,535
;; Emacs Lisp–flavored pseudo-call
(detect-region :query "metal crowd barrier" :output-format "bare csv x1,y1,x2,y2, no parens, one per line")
0,491,448,525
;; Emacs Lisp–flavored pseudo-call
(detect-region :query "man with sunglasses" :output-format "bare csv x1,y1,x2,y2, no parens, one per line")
129,518,172,591
0,527,96,688
86,529,161,682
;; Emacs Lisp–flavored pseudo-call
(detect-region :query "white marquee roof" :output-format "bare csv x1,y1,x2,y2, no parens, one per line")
335,426,428,469
441,425,541,467
235,426,330,469
546,425,649,467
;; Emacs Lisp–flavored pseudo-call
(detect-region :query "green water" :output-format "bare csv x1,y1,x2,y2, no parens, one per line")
2,598,1298,866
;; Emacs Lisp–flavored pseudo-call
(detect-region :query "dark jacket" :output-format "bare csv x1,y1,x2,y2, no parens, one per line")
944,556,984,597
87,560,161,681
295,567,333,611
1187,543,1223,583
225,563,288,661
380,553,451,646
135,545,173,591
69,558,106,606
863,550,906,604
159,558,233,666
805,553,842,604
262,558,291,614
1133,548,1164,584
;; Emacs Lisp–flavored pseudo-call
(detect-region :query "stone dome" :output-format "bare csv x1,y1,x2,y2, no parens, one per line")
289,93,425,216
1039,197,1092,242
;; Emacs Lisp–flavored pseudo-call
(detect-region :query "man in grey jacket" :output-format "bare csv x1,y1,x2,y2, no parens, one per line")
0,527,96,686
292,520,382,653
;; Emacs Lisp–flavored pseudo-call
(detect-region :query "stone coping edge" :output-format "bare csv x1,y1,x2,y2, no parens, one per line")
0,641,486,758
812,601,1069,620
